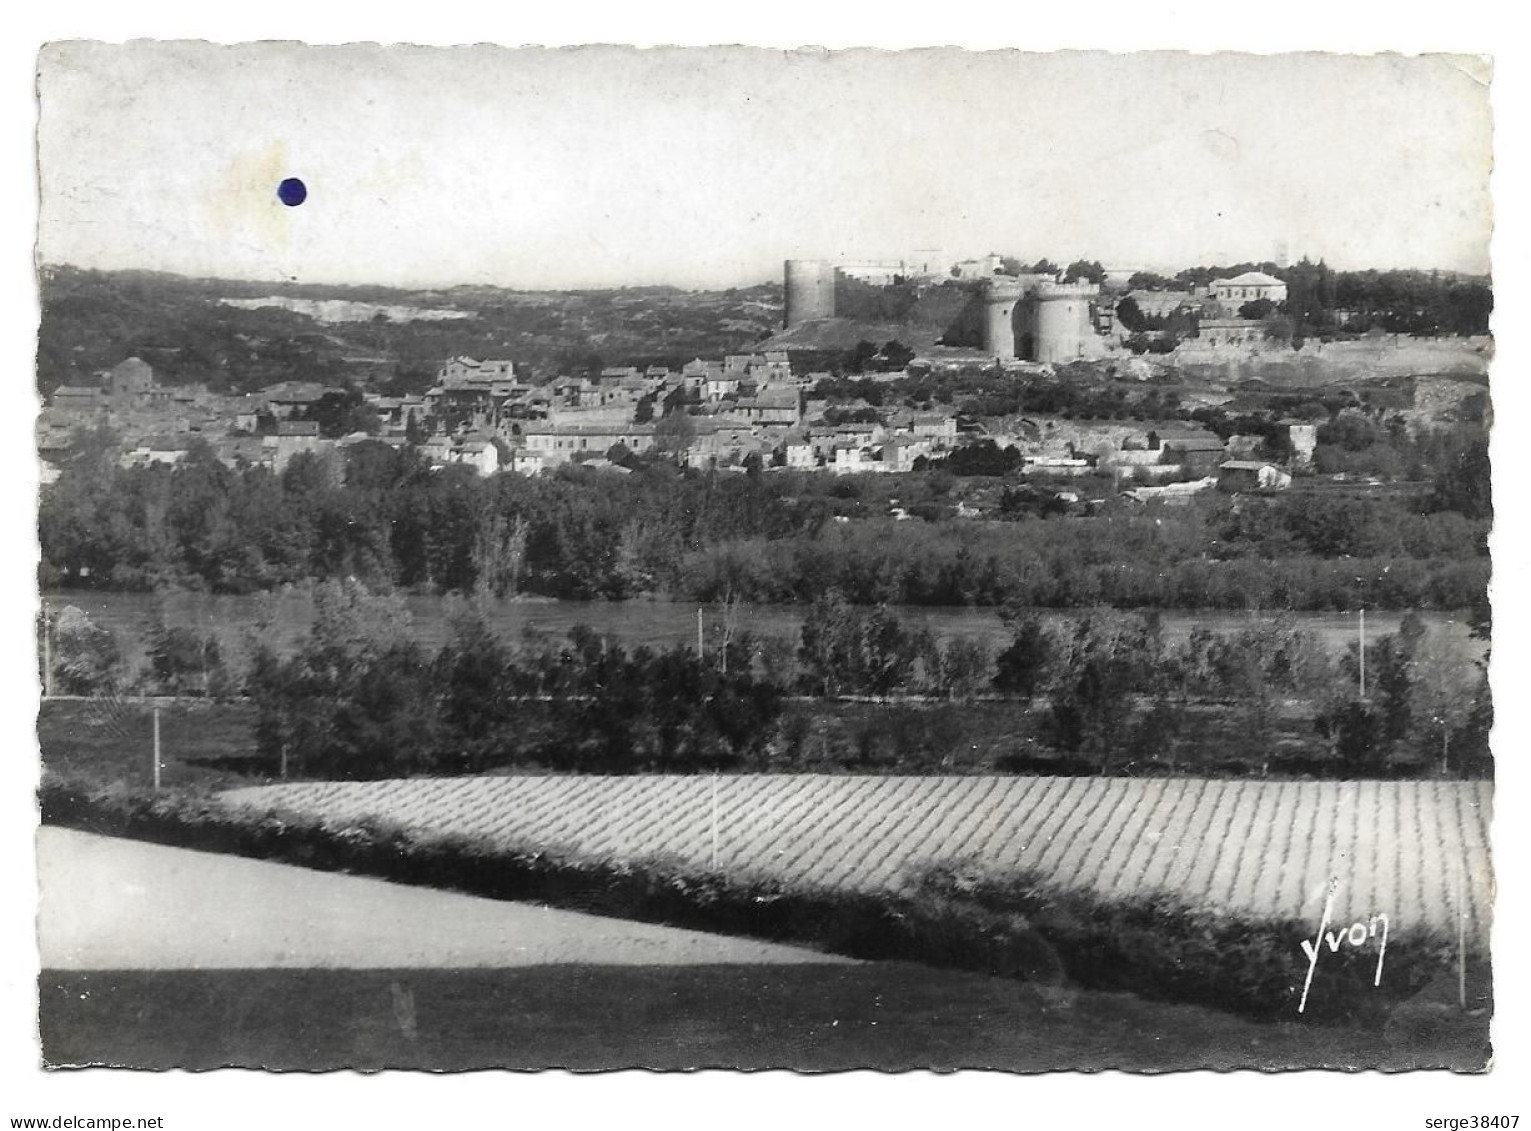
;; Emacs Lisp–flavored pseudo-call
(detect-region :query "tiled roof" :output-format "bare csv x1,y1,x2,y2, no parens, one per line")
1162,436,1227,452
263,381,332,402
1215,271,1285,287
523,423,658,436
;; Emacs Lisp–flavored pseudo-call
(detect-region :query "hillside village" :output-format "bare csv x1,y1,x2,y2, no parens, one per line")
36,253,1493,531
38,345,1326,500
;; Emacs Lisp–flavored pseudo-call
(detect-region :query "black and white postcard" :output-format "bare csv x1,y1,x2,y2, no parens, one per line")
23,35,1509,1102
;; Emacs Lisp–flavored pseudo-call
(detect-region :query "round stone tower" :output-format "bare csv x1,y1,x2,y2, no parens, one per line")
1018,280,1101,363
981,277,1027,360
784,259,837,328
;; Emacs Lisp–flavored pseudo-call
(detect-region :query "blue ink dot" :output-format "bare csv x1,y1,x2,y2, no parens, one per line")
277,178,307,207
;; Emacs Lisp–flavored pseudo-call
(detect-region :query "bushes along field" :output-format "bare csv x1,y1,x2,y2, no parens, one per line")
38,776,1488,1027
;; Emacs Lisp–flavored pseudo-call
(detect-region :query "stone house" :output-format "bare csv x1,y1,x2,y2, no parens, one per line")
521,423,658,467
1156,429,1228,472
784,435,818,469
735,388,802,426
50,386,106,415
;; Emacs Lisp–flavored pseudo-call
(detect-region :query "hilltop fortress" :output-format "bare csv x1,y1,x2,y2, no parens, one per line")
783,258,1106,364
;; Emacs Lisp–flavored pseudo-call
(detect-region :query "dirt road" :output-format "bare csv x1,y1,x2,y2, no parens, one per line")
36,827,855,970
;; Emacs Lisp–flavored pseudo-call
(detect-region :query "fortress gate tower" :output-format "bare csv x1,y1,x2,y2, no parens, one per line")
983,276,1101,363
1018,280,1100,364
981,277,1027,360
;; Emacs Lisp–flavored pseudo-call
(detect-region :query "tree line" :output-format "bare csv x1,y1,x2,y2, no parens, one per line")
40,421,1488,612
43,582,1490,781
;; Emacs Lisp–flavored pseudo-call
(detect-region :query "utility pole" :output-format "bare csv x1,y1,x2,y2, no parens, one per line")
697,607,704,658
40,604,52,700
1358,607,1366,698
152,705,162,792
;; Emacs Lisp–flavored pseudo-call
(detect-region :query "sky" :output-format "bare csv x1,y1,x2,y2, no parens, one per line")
36,43,1493,290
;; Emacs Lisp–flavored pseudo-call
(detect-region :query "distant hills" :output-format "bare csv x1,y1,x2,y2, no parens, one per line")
36,266,784,396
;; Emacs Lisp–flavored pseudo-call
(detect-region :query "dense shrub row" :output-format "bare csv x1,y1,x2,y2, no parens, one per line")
678,531,1487,610
47,584,1493,781
39,777,1481,1026
904,864,1481,1026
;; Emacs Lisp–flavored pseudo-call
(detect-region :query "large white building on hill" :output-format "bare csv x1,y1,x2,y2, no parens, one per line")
1209,271,1287,309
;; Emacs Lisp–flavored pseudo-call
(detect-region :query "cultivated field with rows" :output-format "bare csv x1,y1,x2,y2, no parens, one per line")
223,775,1494,945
